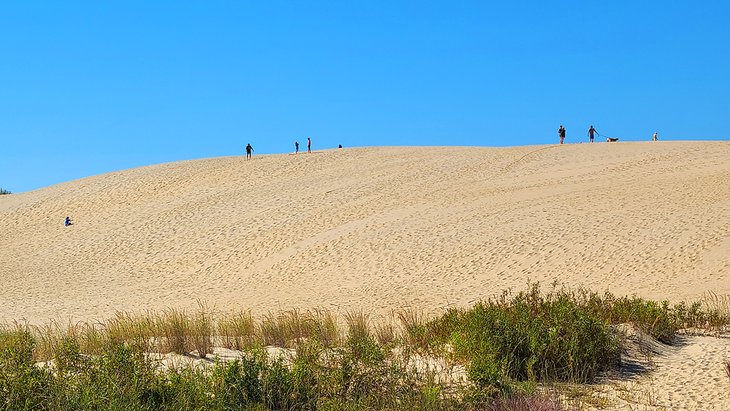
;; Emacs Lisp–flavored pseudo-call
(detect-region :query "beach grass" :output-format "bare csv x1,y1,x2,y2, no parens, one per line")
1,285,728,410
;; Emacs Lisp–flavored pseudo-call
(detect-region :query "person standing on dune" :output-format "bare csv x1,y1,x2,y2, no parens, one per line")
295,141,299,154
588,125,598,143
245,143,253,160
558,125,566,144
307,137,312,153
653,132,658,141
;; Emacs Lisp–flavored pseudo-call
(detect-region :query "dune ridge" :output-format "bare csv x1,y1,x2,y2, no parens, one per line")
1,141,729,324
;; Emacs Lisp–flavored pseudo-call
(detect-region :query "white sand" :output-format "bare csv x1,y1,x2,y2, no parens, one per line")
2,141,730,408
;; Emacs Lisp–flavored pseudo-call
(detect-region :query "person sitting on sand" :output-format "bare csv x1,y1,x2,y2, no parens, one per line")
245,143,253,160
64,216,72,227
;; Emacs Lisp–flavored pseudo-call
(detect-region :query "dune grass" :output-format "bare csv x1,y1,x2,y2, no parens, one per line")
1,284,728,410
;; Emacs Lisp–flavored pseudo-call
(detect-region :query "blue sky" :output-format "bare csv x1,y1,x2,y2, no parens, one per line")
2,1,729,192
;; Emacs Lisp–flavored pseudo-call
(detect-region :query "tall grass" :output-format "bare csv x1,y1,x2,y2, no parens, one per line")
702,291,730,320
218,310,256,350
1,285,728,409
260,309,340,348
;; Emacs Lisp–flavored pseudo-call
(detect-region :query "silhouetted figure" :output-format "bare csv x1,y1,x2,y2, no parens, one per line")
558,125,566,144
64,216,72,227
338,144,342,149
653,132,658,141
588,125,598,143
245,143,253,160
295,141,300,153
307,137,311,153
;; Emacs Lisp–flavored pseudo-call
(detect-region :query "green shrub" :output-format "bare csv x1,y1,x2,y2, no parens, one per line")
426,284,621,392
0,329,53,410
211,350,268,407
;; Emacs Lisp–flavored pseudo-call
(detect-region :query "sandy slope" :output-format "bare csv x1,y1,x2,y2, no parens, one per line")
590,328,730,410
1,142,730,323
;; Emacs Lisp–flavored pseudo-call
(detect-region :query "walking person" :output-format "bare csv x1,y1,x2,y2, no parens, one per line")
558,125,566,144
653,132,658,141
295,141,299,154
588,125,598,143
307,137,311,153
245,143,253,160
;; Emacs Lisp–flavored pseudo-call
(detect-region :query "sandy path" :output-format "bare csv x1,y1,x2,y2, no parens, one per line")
1,142,729,324
591,331,730,410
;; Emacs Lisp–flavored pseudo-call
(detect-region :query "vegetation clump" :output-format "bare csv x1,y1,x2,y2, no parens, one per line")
0,188,10,195
0,284,728,410
419,285,621,394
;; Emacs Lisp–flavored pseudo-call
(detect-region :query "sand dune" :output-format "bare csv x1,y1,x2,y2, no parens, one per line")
1,142,730,324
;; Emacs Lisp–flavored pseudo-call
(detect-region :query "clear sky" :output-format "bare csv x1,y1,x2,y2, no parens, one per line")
2,1,729,193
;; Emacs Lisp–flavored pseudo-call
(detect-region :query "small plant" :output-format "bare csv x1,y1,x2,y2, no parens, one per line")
259,312,288,347
191,301,213,358
218,310,256,350
397,309,429,349
345,311,370,344
157,308,191,354
105,312,156,352
374,320,398,346
485,394,564,411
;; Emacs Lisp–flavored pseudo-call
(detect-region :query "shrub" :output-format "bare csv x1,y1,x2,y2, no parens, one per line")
426,284,621,392
0,328,53,410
